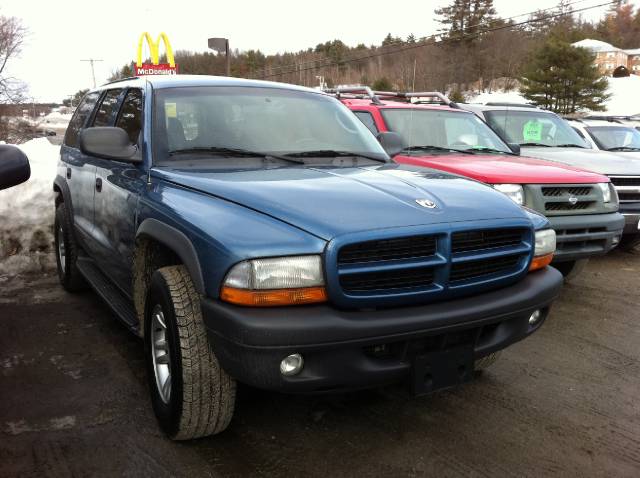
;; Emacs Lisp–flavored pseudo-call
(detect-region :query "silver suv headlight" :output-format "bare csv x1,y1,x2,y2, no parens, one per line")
493,184,524,205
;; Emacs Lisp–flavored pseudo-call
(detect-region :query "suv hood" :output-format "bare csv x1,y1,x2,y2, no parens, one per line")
152,164,528,240
521,147,640,176
395,153,608,184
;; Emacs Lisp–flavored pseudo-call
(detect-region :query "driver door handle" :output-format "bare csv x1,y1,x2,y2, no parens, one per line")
95,177,102,193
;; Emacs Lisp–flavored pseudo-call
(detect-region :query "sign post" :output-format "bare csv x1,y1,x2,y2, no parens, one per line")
208,37,230,77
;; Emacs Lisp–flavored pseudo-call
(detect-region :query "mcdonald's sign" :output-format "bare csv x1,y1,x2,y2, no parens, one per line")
135,32,178,75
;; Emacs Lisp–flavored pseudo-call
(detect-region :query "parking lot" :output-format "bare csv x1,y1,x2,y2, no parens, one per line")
1,251,639,477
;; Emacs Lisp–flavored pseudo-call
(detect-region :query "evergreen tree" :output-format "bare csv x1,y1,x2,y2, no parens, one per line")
372,77,393,91
520,40,610,114
435,0,498,40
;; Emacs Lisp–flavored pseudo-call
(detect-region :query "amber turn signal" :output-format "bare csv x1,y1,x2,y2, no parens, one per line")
220,286,328,307
529,253,554,272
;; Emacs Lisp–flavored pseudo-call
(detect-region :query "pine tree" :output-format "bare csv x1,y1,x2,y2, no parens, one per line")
520,40,610,114
435,0,498,40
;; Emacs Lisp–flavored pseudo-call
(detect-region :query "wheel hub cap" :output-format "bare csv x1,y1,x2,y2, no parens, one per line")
151,305,171,404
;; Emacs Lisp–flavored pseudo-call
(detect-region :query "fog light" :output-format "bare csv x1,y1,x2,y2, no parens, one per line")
529,309,542,326
612,235,621,246
280,354,304,376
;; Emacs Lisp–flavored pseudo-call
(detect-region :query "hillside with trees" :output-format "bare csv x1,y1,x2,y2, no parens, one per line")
105,1,639,100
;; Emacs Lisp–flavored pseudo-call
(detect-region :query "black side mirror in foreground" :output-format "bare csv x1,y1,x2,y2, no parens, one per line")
0,144,30,191
377,131,406,158
507,143,521,155
79,127,140,162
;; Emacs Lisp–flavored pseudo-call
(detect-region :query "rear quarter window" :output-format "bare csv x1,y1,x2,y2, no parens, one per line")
63,91,101,148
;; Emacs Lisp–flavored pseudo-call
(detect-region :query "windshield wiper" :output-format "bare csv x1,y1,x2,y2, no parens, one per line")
466,146,515,155
283,150,388,162
519,142,551,147
607,146,640,152
403,145,475,155
555,143,587,149
168,147,304,164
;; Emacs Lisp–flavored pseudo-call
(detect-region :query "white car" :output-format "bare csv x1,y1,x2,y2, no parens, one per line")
568,118,640,159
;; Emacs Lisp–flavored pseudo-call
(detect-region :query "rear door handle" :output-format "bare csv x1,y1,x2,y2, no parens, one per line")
66,167,71,179
95,177,102,192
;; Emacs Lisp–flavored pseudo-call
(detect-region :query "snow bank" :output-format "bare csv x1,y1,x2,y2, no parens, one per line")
466,75,640,116
0,138,60,275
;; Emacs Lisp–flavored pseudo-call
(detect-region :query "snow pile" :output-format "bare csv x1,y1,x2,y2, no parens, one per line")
466,75,640,116
0,138,60,275
42,112,72,126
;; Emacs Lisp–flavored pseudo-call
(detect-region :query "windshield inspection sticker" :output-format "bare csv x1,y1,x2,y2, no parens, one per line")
523,120,543,142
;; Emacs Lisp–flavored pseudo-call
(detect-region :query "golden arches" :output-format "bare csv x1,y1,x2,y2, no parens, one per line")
136,32,175,67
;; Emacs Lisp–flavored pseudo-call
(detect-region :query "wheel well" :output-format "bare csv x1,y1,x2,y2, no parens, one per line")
53,184,63,207
133,236,182,336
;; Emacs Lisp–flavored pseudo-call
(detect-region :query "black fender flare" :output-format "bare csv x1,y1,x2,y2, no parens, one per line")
53,175,74,223
136,218,206,294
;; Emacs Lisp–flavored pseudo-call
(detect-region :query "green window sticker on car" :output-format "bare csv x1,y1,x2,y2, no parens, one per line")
523,120,543,141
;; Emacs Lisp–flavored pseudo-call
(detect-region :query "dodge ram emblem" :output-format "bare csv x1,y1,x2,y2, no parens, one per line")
416,199,437,209
568,196,578,205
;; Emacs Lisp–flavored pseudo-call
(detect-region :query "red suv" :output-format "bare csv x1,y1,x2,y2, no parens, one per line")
335,88,624,278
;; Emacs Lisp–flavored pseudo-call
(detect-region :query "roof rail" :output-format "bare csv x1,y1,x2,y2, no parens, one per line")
484,102,538,108
373,91,453,106
101,76,141,86
582,115,628,123
324,86,382,105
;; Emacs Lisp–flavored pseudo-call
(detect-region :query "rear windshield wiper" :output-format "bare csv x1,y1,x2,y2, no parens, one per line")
403,145,475,155
606,146,640,151
519,142,551,147
168,147,304,164
555,143,587,148
283,150,388,163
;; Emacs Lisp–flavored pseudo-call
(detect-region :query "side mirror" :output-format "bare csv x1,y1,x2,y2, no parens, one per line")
79,127,140,162
507,143,521,155
0,145,31,191
376,131,406,158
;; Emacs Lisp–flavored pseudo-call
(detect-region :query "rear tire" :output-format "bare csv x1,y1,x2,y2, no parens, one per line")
144,265,236,440
553,259,588,282
619,235,640,254
475,351,501,371
54,203,87,292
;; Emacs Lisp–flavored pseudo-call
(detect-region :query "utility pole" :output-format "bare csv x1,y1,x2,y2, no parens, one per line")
81,58,103,88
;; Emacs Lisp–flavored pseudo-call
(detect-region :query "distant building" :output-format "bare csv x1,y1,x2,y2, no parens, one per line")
573,39,640,76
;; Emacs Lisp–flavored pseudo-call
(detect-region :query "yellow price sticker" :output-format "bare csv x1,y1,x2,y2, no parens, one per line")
165,102,177,118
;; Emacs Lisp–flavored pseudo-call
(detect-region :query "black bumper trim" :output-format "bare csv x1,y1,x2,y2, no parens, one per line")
201,267,563,393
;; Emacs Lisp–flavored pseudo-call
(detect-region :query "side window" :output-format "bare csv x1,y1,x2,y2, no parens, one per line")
92,89,123,127
63,92,101,148
354,111,378,134
116,89,143,144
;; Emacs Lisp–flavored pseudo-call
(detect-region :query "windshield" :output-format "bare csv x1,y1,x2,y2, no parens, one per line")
587,126,640,150
153,86,388,166
381,108,512,154
484,110,589,148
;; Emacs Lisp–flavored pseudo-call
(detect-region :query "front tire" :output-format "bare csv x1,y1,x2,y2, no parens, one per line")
553,259,588,282
144,265,236,440
54,203,86,292
619,234,640,254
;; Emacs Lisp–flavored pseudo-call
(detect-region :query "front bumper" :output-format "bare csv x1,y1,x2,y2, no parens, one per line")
201,267,563,394
548,212,624,263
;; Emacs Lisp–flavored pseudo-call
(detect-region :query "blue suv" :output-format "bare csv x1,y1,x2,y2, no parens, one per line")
54,75,563,440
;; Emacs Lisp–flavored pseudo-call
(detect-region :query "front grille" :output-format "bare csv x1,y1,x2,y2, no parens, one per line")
545,201,595,211
338,235,436,264
335,227,531,302
450,255,521,282
542,186,592,197
451,229,524,253
340,267,435,292
617,192,640,201
609,176,640,187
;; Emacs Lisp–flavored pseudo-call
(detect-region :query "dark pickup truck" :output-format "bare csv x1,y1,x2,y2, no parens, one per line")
53,75,563,440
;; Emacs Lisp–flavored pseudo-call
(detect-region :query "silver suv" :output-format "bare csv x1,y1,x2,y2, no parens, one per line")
462,104,640,251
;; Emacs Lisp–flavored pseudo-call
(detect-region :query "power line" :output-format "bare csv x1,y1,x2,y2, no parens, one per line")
81,58,103,88
256,0,617,80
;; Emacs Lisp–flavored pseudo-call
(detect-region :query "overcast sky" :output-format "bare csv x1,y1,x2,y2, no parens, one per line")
2,0,636,102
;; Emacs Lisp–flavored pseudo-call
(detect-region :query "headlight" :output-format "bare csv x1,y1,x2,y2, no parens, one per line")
493,184,524,205
221,255,327,306
597,182,613,203
530,229,556,271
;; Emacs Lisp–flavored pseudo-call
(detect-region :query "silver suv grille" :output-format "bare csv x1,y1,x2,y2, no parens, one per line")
609,176,640,203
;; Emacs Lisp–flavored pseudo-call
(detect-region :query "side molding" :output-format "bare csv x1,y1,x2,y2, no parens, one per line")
136,219,206,294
